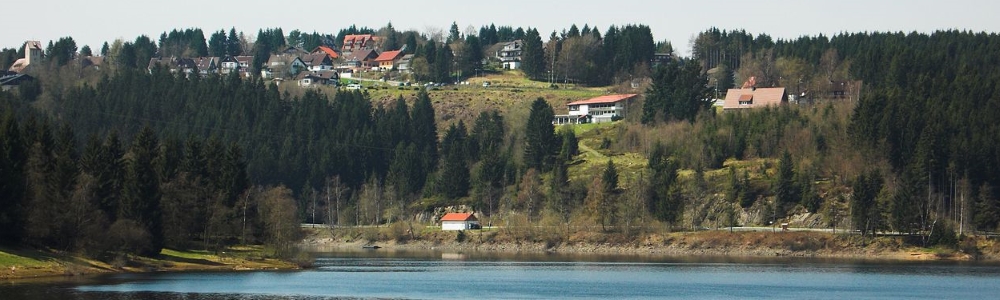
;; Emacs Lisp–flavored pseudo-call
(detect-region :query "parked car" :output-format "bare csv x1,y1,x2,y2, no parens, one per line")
346,83,362,90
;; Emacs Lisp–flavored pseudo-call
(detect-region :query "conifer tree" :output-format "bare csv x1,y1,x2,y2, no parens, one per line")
523,98,557,171
122,126,163,255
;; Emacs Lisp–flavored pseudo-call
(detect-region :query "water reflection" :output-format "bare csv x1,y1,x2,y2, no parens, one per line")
4,249,1000,300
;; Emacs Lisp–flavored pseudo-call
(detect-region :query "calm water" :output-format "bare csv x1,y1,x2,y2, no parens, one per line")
5,250,1000,299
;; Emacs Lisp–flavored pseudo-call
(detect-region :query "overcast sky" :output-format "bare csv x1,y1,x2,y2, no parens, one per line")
5,0,999,56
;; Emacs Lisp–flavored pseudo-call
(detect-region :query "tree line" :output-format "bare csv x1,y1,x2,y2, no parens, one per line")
0,94,300,257
686,29,1000,236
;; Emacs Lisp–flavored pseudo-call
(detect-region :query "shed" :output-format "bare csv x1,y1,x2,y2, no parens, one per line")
440,213,480,231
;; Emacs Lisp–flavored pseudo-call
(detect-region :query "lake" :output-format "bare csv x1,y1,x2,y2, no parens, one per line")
4,250,1000,299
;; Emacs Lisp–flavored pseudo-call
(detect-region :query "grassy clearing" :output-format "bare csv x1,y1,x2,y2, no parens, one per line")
0,248,59,269
567,121,648,184
314,72,610,129
0,246,297,280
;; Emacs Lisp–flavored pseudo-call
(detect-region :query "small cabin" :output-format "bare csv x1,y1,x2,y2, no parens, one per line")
440,213,480,231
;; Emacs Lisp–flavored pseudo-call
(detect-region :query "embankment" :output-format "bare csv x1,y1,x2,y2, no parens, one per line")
301,226,1000,262
0,246,298,281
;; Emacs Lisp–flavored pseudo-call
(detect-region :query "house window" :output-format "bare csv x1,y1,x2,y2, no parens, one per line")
739,101,752,105
569,105,579,111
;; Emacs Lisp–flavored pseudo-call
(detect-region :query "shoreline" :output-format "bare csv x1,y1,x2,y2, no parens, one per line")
300,229,997,263
0,247,299,282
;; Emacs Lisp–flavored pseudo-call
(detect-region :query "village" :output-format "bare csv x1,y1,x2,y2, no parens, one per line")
4,32,862,129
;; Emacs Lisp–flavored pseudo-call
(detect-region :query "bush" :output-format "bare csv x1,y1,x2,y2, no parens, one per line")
928,222,958,247
108,219,153,256
456,230,466,243
958,235,981,257
388,222,413,243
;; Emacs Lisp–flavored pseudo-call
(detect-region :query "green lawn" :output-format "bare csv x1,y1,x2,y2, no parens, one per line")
0,248,59,268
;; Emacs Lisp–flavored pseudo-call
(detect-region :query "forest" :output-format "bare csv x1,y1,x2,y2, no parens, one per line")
2,24,1000,258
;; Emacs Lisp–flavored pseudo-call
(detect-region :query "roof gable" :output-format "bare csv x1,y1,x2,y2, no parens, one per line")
440,213,477,222
567,94,637,106
375,50,402,62
313,46,340,59
346,49,378,61
723,88,787,109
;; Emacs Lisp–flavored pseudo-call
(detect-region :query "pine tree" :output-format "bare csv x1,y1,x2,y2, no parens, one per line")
122,126,163,255
523,98,557,171
438,122,470,199
642,59,712,123
851,170,883,236
558,128,579,162
411,89,438,186
0,112,27,244
521,28,546,80
646,142,682,224
227,28,242,56
208,30,227,57
774,151,796,214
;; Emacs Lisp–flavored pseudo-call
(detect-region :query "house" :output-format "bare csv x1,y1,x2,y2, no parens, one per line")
553,94,637,124
8,41,43,73
220,56,239,73
826,80,862,100
193,57,219,75
235,56,254,70
722,87,788,110
396,54,414,72
147,57,197,75
440,213,480,231
263,55,307,79
79,56,104,70
339,49,379,72
342,34,378,53
311,45,340,60
301,53,334,71
496,40,522,70
0,73,34,92
374,50,403,71
176,58,197,74
297,70,340,87
280,46,308,56
147,57,170,72
652,52,673,67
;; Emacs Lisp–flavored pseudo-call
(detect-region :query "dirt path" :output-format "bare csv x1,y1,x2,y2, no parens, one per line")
578,142,605,159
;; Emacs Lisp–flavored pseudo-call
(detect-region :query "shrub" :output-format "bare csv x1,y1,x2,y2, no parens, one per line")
107,219,153,256
928,222,958,248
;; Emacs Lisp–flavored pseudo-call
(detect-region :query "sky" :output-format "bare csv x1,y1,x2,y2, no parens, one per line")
5,0,999,56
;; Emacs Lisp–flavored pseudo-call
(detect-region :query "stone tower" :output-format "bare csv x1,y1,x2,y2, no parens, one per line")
25,41,42,65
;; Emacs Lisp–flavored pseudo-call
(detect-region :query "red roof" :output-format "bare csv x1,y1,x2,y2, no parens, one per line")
375,50,402,62
314,46,339,59
567,94,637,106
723,88,787,110
440,213,477,222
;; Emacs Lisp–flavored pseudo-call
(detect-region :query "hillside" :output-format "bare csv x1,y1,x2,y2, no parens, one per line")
284,71,614,129
4,28,1000,268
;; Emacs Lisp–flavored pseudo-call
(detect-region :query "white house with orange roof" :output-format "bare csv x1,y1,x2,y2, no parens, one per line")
374,50,403,71
440,213,480,231
553,94,637,124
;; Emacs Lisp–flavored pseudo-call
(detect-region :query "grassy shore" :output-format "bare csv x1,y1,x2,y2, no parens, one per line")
0,246,298,281
301,226,1000,262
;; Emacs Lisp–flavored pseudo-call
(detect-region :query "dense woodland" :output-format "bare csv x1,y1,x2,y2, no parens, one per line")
2,24,1000,258
682,29,1000,237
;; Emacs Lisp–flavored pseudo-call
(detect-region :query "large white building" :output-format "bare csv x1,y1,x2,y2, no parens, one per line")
496,40,522,70
553,94,637,124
